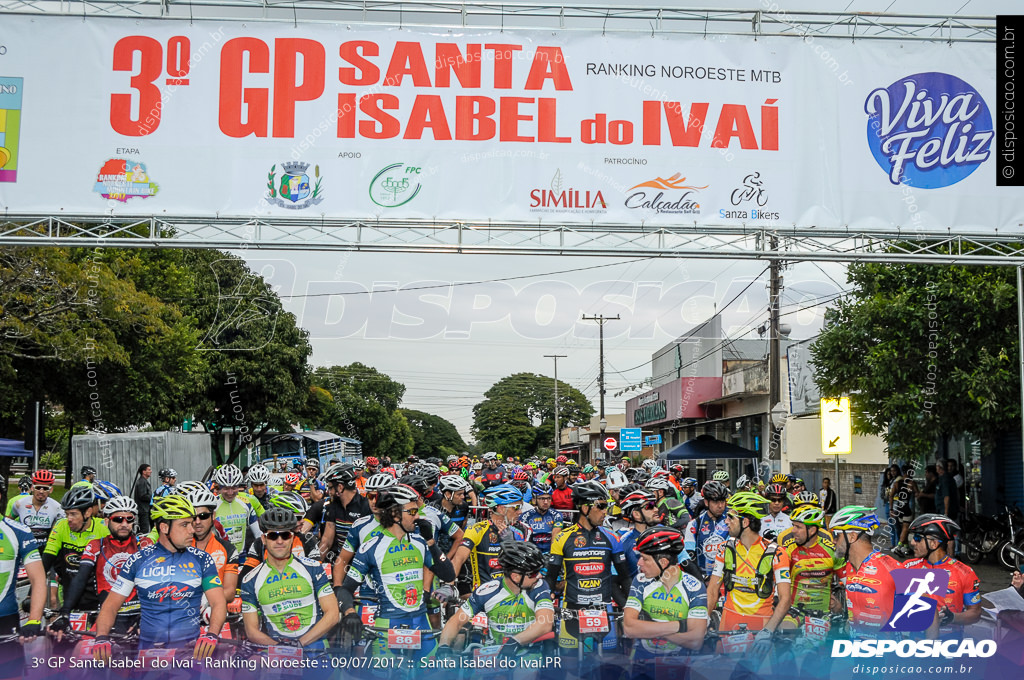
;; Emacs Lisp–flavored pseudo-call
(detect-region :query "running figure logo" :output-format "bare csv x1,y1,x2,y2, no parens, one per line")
883,568,950,632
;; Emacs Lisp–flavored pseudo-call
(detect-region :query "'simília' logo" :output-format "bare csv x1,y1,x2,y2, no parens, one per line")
865,72,993,188
882,568,949,631
370,163,423,207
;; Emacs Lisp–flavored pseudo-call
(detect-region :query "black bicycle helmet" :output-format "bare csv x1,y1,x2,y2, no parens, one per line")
497,541,546,574
635,527,686,557
323,462,358,488
701,480,730,501
81,466,97,477
61,485,97,511
571,480,609,506
18,475,31,493
909,513,961,542
400,472,436,496
259,506,298,532
617,482,643,498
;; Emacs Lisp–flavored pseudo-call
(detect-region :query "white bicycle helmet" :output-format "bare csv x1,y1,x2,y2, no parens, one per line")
645,477,674,492
366,473,398,492
482,452,498,462
641,459,659,472
439,476,472,493
187,486,219,510
247,464,271,484
175,481,208,498
213,464,244,488
604,469,629,490
102,495,138,517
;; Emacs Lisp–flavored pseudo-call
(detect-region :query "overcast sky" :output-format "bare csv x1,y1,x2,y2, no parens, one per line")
236,0,1006,442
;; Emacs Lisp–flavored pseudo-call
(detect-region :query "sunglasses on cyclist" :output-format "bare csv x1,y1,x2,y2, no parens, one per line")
403,508,421,516
194,512,214,521
109,515,135,524
768,496,786,502
266,531,293,542
590,502,609,510
726,512,741,521
33,486,52,491
643,501,658,511
513,570,541,579
911,533,932,543
366,491,379,500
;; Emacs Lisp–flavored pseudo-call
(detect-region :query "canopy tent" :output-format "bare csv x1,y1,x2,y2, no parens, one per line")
656,435,759,461
0,438,33,457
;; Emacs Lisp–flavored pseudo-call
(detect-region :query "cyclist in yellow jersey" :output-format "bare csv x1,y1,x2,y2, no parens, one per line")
451,485,531,588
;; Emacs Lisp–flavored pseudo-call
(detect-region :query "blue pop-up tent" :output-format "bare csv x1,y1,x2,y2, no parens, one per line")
0,438,34,457
656,434,758,461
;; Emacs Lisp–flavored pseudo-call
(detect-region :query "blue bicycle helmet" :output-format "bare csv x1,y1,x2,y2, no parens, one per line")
681,477,698,488
531,483,553,497
484,484,523,506
93,480,123,501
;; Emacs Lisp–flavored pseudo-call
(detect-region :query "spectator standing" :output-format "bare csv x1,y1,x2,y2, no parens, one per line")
934,460,957,521
915,466,937,515
819,477,838,523
131,464,153,533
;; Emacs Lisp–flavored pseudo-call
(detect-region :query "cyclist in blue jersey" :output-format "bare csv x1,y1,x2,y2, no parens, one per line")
680,478,703,520
152,468,178,499
519,483,563,554
616,487,662,578
431,475,474,529
92,495,227,662
684,480,731,579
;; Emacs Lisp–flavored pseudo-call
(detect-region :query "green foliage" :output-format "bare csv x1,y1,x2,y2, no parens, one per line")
810,258,1019,457
401,409,467,458
472,372,594,457
309,364,415,460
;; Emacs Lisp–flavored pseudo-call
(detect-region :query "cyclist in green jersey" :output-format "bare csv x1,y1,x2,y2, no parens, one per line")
438,541,554,653
213,464,263,553
4,476,31,518
41,486,110,611
240,506,339,649
623,527,708,669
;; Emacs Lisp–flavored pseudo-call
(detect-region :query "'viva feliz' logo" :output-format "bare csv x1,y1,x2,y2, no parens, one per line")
865,72,993,188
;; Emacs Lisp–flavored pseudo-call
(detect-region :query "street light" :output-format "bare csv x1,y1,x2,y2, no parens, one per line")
600,417,607,434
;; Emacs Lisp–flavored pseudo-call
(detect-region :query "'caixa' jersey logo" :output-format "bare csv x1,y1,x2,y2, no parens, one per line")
865,72,993,188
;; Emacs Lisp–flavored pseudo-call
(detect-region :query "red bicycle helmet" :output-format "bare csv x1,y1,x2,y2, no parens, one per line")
31,470,55,486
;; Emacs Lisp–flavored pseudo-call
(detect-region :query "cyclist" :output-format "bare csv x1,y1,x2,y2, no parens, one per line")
186,485,239,611
616,487,660,578
403,472,463,560
9,470,64,543
623,527,708,668
779,504,844,651
242,493,320,578
453,485,532,588
438,541,554,652
829,505,903,638
4,475,32,518
904,513,981,635
152,468,178,498
50,495,152,639
336,484,456,658
239,506,339,649
281,471,301,495
706,491,791,659
432,474,474,530
70,466,97,490
761,483,793,541
680,477,702,520
712,469,730,487
645,476,686,528
0,485,47,648
547,481,630,651
41,486,109,607
213,464,263,554
246,464,275,508
319,462,372,570
736,475,754,492
549,466,575,519
336,474,398,607
92,495,225,662
295,458,327,499
684,480,731,579
519,483,563,554
478,452,508,488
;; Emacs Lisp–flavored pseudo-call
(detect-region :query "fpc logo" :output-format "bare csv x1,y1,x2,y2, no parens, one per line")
883,568,950,632
865,72,993,188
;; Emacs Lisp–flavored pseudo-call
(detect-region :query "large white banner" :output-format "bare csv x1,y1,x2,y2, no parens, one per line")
0,16,1012,231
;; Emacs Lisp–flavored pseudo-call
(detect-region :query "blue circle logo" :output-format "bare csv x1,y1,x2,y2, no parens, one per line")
865,72,993,189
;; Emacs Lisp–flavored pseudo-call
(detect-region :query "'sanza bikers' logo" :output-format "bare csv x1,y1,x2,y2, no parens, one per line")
865,72,993,188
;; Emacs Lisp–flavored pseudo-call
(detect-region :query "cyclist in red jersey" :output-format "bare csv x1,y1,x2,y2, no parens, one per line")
904,513,981,635
829,505,902,637
549,466,575,519
49,495,153,639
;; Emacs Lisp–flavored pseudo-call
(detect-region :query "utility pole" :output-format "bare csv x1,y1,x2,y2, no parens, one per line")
582,314,620,423
545,354,567,458
768,235,783,462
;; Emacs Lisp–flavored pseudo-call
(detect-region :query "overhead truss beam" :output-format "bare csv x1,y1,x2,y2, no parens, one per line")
2,216,1022,266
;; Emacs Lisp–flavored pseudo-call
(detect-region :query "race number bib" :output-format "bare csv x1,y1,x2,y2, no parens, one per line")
803,616,829,643
721,631,755,654
361,605,378,626
388,629,422,650
580,610,609,634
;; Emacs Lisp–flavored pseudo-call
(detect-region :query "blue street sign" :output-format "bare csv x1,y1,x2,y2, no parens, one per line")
644,435,662,445
620,428,643,451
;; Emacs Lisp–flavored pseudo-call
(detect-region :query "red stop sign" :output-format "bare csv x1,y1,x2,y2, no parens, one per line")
603,437,617,451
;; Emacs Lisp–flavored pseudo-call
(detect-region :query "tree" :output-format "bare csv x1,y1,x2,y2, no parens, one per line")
810,258,1019,458
472,373,593,457
309,364,414,460
401,409,467,458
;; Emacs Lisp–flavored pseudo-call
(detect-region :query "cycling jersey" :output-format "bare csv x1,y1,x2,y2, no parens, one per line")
433,500,470,528
783,534,845,613
4,493,28,519
518,508,563,553
72,535,154,615
712,537,791,630
42,516,110,590
322,493,372,557
111,543,222,646
551,486,574,514
761,512,793,541
904,555,981,635
625,572,708,656
193,533,239,585
419,505,460,554
478,465,509,488
342,515,385,599
346,528,436,620
8,497,64,542
685,510,729,578
239,555,332,643
460,577,554,644
152,483,177,499
839,550,900,637
294,477,326,499
0,518,41,618
548,524,630,608
656,497,686,527
237,492,265,516
215,497,262,553
461,520,532,588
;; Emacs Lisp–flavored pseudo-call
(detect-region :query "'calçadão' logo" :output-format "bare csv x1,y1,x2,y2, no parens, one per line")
625,173,706,215
865,72,993,188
